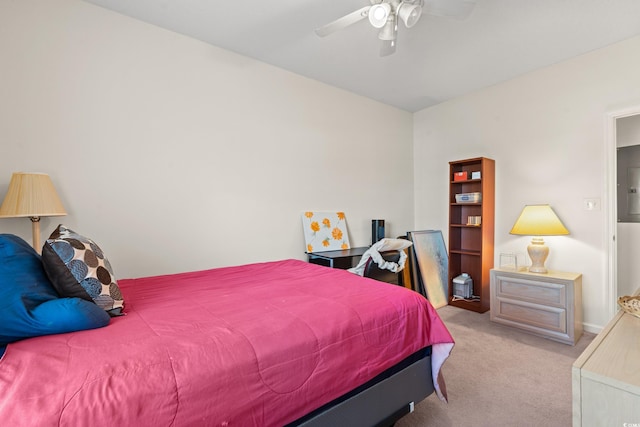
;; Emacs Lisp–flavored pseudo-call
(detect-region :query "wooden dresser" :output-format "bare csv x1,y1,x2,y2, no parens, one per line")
572,302,640,426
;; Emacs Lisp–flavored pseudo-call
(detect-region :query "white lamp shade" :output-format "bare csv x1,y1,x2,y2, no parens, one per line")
0,172,67,218
368,3,391,28
398,3,422,28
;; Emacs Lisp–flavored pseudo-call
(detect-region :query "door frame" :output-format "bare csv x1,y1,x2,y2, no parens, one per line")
605,105,640,319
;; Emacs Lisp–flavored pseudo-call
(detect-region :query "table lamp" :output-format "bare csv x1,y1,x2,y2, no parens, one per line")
0,172,67,253
509,204,569,274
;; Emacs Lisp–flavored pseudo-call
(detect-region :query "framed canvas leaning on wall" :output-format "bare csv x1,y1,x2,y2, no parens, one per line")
407,230,449,309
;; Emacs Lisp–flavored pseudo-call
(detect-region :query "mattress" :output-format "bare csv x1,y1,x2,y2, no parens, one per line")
0,259,453,426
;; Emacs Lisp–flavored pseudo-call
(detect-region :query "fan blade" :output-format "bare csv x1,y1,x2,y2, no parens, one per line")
380,39,396,56
314,6,371,37
424,0,477,19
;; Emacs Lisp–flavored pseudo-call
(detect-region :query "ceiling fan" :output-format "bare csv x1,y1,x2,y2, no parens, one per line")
315,0,477,56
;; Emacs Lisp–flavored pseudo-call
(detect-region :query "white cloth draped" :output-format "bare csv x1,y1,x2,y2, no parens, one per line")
348,238,413,276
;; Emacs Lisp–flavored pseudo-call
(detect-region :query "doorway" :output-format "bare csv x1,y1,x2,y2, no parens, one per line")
616,117,640,298
606,107,640,319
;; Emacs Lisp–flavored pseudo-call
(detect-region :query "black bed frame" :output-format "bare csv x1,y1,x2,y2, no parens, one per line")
287,347,434,427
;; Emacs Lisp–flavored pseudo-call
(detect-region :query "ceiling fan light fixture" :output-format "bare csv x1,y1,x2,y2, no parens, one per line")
368,3,391,28
398,3,422,28
377,16,397,41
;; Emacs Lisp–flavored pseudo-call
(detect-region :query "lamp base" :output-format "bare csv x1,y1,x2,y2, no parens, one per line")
527,237,549,274
30,216,41,254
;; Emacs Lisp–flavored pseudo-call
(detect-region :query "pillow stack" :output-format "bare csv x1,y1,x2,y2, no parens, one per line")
0,234,111,357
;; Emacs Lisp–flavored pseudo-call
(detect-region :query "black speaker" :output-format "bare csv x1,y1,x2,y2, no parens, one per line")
371,219,385,245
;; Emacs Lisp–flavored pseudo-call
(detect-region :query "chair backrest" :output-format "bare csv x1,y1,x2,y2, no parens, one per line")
363,250,402,285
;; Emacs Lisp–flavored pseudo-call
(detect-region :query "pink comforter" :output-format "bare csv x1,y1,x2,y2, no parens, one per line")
0,259,453,426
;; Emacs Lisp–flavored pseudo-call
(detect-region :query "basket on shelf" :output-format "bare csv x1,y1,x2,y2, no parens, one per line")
617,295,640,319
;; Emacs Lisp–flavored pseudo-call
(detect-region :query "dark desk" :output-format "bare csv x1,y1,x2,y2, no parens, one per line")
307,247,369,270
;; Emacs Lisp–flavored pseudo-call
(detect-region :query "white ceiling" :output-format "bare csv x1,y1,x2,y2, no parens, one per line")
82,0,640,112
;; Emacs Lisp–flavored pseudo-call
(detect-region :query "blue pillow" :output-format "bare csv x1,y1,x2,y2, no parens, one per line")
0,234,111,357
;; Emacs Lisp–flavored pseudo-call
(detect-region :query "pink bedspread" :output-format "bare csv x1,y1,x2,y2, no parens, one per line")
0,259,453,426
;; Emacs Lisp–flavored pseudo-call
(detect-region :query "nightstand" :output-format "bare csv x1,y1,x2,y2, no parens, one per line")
307,247,368,270
490,268,583,345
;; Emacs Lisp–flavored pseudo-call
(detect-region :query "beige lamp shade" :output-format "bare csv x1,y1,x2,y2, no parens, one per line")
0,172,67,252
0,172,67,217
509,204,569,236
510,204,568,274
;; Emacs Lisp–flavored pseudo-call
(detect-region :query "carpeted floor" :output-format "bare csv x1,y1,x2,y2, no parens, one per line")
396,305,595,427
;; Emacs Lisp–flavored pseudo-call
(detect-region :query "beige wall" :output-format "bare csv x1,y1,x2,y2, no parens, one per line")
413,35,640,331
0,0,414,278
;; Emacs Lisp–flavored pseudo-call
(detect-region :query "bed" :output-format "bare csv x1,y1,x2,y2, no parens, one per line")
0,231,454,426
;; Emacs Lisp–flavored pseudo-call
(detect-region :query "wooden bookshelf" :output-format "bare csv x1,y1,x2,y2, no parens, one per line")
448,157,495,313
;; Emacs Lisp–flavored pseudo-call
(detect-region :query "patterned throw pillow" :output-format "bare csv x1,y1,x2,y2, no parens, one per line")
42,225,124,316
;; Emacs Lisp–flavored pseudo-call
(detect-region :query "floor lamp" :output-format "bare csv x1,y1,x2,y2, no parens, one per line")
0,172,67,253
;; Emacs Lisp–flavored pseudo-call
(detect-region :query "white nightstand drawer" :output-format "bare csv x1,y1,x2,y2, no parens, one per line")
493,297,567,334
494,276,566,308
